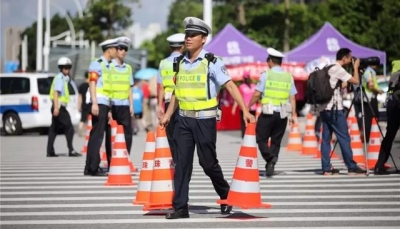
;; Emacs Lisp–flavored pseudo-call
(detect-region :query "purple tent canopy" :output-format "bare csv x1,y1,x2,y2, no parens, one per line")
283,22,386,64
204,23,268,65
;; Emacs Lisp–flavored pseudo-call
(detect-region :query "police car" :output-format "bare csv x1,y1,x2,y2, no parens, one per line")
0,73,80,135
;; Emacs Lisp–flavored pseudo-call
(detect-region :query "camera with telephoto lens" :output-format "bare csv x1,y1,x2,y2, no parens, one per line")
352,56,380,68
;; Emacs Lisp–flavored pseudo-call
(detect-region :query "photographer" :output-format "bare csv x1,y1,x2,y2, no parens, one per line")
375,60,400,175
318,48,365,175
354,63,383,143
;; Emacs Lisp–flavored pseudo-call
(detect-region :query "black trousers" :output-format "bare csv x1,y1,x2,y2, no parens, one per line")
165,102,179,162
354,97,379,143
256,112,288,164
111,105,133,154
240,110,256,138
46,106,74,154
86,104,112,172
375,99,400,169
172,116,230,209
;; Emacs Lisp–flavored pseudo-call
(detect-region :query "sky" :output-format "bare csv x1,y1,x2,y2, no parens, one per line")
0,0,175,57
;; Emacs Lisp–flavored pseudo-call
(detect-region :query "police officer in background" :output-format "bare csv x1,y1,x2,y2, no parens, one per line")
111,36,134,154
85,38,119,176
46,57,81,157
375,60,400,175
248,48,298,177
157,33,185,162
160,17,255,219
354,63,383,143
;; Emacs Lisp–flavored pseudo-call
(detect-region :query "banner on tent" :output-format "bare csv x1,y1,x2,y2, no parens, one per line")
226,62,309,81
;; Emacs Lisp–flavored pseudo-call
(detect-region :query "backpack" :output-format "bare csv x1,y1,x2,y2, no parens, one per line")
306,65,340,105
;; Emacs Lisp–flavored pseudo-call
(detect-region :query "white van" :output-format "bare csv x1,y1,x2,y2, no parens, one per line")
0,73,80,135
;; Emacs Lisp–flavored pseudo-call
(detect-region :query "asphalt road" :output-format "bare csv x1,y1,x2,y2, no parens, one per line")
0,120,399,229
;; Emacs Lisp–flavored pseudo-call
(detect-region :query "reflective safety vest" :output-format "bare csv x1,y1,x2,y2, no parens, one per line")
174,58,218,110
110,63,132,99
159,59,175,93
49,74,70,104
95,60,112,98
261,70,292,106
362,68,379,98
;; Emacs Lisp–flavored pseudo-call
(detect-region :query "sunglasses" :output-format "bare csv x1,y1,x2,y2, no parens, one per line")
118,46,128,52
61,65,72,70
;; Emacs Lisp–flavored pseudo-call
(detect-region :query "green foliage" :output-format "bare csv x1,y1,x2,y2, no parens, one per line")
143,0,400,73
19,0,137,70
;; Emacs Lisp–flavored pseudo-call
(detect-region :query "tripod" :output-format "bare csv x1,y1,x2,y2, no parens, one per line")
329,69,399,176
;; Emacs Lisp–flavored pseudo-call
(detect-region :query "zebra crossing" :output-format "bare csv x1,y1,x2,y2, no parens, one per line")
0,131,399,229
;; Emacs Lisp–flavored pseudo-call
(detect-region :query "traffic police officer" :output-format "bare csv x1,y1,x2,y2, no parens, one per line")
375,60,400,175
157,33,185,162
85,38,119,176
46,57,81,157
160,17,255,219
355,64,383,142
110,36,134,154
248,48,298,177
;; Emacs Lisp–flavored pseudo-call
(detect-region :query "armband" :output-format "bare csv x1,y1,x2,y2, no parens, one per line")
89,71,99,82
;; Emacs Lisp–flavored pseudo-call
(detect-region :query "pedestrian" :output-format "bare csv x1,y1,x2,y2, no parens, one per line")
247,48,298,177
375,60,400,175
157,33,185,162
231,71,257,138
78,71,90,136
317,48,366,175
132,79,144,135
110,36,134,154
46,57,81,157
159,17,255,219
84,38,118,176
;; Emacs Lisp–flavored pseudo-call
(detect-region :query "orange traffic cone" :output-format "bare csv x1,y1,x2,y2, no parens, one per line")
113,125,138,172
367,119,380,168
349,116,365,164
105,126,134,186
133,132,156,205
217,123,271,209
286,123,302,152
110,120,118,148
143,127,174,211
302,114,319,156
347,106,356,129
315,126,339,159
100,149,108,169
81,115,92,153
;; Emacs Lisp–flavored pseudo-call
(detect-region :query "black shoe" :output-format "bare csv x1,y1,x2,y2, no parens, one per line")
83,169,90,176
323,168,340,175
266,162,275,177
348,167,366,175
220,204,232,214
374,168,390,175
90,168,107,176
69,151,82,157
165,208,189,219
47,153,58,157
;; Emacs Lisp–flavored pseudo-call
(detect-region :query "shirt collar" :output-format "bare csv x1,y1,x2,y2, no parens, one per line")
366,66,376,74
271,66,283,71
170,51,182,57
100,55,111,65
183,49,207,63
111,58,125,67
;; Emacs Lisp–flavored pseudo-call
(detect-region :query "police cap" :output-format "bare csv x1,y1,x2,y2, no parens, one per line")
117,36,131,48
267,47,285,59
166,33,185,47
183,17,212,35
99,38,119,49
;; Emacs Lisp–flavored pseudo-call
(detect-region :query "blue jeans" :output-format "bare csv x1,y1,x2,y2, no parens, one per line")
320,110,358,172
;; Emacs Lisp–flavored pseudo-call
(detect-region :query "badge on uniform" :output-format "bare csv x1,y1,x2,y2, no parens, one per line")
221,66,229,76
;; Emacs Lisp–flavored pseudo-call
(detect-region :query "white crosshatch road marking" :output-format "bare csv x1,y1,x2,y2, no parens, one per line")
1,131,399,228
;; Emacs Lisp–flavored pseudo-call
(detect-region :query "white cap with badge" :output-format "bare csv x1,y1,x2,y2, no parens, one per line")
267,47,285,59
166,33,185,47
183,17,212,35
99,38,119,49
117,36,131,47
